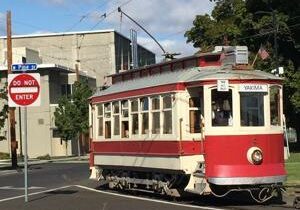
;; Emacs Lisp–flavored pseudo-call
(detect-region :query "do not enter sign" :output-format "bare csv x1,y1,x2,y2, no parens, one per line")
8,73,41,107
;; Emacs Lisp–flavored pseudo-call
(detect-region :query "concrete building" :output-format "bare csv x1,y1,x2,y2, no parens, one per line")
0,62,96,157
0,30,155,158
0,30,156,86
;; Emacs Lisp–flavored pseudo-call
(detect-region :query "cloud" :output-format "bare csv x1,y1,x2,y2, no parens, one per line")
0,12,6,36
138,36,199,62
46,0,65,5
28,0,98,7
98,0,213,58
104,0,214,34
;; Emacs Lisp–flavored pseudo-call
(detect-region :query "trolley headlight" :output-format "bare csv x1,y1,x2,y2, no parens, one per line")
247,147,263,165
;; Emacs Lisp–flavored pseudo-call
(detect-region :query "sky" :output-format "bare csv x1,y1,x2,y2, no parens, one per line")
0,0,215,60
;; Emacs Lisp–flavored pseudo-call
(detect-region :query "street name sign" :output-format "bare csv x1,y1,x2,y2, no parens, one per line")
8,73,41,107
12,63,37,72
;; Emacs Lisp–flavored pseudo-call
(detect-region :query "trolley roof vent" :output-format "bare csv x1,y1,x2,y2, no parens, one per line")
214,46,249,65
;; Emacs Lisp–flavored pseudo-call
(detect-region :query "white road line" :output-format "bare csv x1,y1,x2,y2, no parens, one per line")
75,185,227,210
0,185,72,203
0,186,45,190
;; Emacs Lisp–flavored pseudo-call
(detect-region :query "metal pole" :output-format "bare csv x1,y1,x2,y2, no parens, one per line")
22,107,28,202
18,107,23,158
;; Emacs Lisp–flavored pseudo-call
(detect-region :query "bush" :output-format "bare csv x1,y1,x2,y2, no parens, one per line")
36,154,51,160
0,152,10,159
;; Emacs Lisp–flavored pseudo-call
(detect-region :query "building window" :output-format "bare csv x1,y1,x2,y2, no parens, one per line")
97,104,103,136
113,102,120,135
240,93,264,126
151,96,160,134
140,97,149,134
189,97,202,133
270,86,281,126
61,84,72,96
212,89,233,126
163,95,172,134
52,128,61,138
131,99,139,135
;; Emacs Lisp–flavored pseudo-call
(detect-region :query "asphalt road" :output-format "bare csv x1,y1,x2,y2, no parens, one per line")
0,162,296,210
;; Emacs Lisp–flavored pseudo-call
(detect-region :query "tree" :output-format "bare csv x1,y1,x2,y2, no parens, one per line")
54,80,92,156
185,0,300,143
0,81,8,141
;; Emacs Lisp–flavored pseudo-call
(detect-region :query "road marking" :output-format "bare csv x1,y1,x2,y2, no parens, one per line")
75,185,227,210
0,186,45,190
0,184,228,210
0,185,72,203
0,170,19,176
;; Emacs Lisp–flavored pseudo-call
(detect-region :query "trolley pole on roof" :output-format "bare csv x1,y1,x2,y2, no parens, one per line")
117,7,166,55
117,7,180,60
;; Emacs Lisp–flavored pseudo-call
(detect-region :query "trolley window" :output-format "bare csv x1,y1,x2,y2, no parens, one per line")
113,102,120,135
163,95,172,134
121,100,129,138
240,93,264,126
270,86,281,126
211,89,233,126
151,96,160,134
140,97,149,134
104,103,111,138
189,97,202,133
97,104,103,136
131,99,139,135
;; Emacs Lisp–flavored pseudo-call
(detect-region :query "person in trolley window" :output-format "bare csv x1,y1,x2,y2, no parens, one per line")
211,90,233,126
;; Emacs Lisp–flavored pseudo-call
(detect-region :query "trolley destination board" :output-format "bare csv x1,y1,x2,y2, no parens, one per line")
8,73,41,107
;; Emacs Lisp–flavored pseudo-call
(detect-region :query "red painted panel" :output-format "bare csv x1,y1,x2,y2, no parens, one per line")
204,134,286,178
91,83,185,103
91,140,202,157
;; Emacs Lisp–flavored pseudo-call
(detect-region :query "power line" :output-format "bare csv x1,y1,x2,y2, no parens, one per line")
90,0,134,30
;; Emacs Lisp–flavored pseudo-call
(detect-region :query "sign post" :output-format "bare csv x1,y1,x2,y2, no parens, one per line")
8,71,40,202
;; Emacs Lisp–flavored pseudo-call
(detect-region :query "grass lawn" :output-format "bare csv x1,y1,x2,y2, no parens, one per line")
285,152,300,185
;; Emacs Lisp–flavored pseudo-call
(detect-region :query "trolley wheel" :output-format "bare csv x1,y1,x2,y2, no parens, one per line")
294,196,300,209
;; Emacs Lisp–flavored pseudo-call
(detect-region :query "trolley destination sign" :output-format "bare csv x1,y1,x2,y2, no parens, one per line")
8,73,41,107
239,84,268,92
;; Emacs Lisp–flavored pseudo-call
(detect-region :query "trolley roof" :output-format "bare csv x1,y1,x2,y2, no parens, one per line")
92,67,282,98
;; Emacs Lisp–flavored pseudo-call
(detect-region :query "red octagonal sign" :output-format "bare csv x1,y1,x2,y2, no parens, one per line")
8,73,41,107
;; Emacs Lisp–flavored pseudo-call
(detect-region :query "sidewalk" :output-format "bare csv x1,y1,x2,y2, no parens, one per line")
0,155,89,170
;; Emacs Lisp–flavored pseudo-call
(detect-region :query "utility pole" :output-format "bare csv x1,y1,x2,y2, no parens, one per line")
255,9,280,74
6,10,18,168
272,10,279,75
75,35,81,158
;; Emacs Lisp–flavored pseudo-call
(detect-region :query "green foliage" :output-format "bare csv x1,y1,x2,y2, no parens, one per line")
36,154,51,160
0,81,8,141
0,152,10,159
185,0,300,135
54,80,92,142
72,81,92,135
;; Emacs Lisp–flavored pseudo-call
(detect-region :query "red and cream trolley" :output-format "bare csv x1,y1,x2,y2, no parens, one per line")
89,47,286,201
